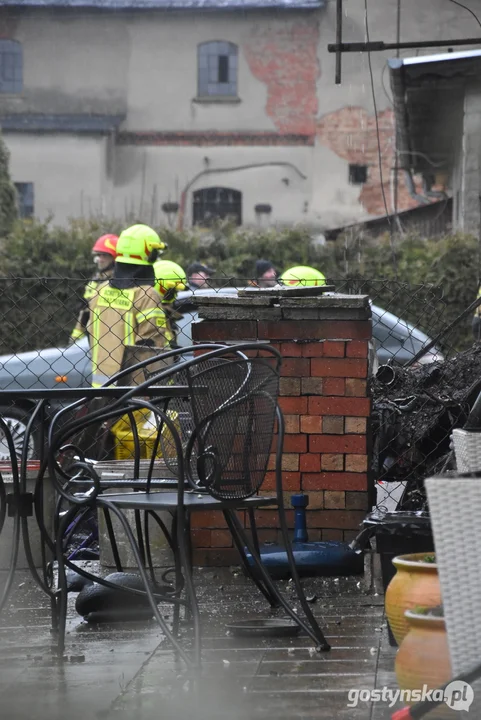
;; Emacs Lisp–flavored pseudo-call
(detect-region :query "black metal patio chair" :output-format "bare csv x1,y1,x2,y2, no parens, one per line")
45,342,331,667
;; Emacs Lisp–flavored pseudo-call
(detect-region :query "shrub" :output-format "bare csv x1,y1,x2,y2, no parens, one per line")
0,217,477,356
0,131,17,237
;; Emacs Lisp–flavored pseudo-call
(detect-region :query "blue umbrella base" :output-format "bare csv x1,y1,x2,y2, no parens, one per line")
245,541,364,580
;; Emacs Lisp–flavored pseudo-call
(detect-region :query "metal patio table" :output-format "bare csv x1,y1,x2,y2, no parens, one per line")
0,384,195,615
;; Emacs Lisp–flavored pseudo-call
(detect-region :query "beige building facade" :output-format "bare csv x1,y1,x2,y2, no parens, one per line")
0,0,476,229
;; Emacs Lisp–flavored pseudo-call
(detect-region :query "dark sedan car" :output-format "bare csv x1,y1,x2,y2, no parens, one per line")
0,289,442,459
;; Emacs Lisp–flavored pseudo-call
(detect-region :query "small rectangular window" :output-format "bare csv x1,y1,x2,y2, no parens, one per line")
349,164,368,185
15,182,34,218
218,55,229,83
197,41,238,98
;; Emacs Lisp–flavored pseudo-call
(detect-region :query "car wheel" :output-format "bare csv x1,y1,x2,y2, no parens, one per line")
0,405,39,461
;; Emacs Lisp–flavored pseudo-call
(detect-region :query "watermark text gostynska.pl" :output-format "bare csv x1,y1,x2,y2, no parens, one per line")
347,681,474,712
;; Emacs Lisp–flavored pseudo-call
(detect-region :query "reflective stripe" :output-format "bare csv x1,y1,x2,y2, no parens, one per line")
97,286,135,310
84,281,98,300
135,308,166,325
124,311,135,346
70,328,85,340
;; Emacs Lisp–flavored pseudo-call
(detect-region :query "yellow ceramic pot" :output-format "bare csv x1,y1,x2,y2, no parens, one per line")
395,609,453,719
385,552,441,644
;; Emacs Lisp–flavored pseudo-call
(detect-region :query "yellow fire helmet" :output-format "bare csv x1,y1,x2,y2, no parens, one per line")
279,265,326,287
154,259,187,301
116,224,166,265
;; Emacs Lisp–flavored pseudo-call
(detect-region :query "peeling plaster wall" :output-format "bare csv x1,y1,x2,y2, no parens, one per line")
0,1,477,226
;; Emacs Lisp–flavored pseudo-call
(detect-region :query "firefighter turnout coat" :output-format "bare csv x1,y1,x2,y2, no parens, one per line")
70,270,114,343
85,281,169,387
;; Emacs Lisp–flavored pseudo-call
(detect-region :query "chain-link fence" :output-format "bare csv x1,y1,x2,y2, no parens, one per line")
337,279,481,515
0,275,479,517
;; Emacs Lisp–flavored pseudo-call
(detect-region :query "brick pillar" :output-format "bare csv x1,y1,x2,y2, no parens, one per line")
190,290,372,566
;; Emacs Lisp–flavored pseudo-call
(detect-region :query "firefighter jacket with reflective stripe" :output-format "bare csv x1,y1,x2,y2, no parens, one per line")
70,270,114,342
86,282,169,387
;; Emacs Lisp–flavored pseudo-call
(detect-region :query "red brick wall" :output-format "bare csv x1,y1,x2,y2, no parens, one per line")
317,106,431,217
190,306,372,566
243,20,320,136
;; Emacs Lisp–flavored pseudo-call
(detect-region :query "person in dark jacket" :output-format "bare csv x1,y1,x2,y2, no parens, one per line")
186,262,215,290
254,259,278,288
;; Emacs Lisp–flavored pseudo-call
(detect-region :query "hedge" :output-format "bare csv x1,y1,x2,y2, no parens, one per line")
0,217,477,355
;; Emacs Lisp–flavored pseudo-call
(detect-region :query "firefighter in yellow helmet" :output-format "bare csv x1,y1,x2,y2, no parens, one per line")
70,234,119,343
85,224,169,387
154,259,187,348
279,266,327,287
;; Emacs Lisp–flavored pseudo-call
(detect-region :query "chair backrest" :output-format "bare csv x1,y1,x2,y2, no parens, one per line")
184,348,280,500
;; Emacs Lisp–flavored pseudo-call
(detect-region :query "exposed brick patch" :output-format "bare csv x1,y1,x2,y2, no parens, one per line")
243,20,320,136
316,106,435,216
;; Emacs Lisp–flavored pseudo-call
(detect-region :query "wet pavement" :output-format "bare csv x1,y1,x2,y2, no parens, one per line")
0,567,400,720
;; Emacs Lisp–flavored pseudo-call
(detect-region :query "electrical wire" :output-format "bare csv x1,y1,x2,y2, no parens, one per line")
397,149,447,168
364,0,394,239
380,63,394,107
446,0,481,29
